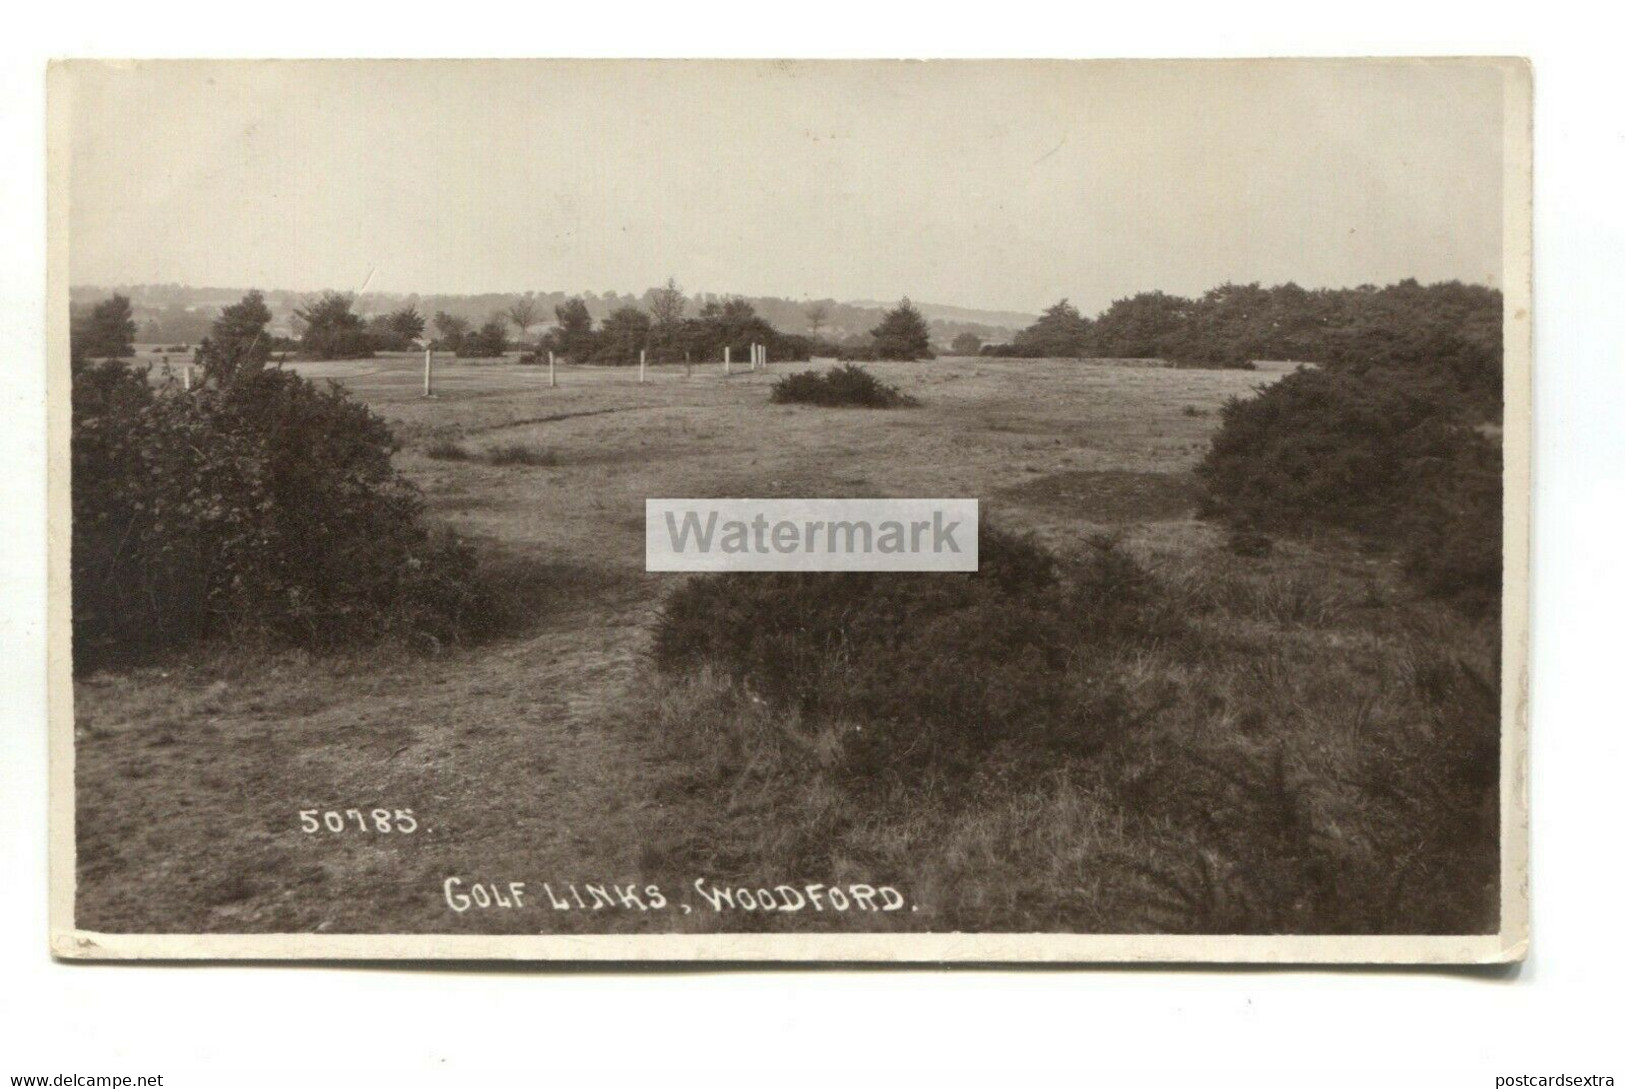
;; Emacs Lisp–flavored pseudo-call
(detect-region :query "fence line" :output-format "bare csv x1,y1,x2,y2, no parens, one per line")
417,344,819,397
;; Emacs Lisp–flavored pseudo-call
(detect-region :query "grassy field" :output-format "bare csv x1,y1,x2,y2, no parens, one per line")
74,355,1497,935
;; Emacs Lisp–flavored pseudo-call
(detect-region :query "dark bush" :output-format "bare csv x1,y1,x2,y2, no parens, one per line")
652,527,1173,778
1397,434,1503,618
1171,358,1256,371
1226,528,1274,558
71,294,137,364
483,443,558,467
1199,366,1447,536
295,292,373,361
424,439,472,461
868,299,934,361
769,364,918,408
1196,358,1502,614
457,319,510,359
71,358,491,669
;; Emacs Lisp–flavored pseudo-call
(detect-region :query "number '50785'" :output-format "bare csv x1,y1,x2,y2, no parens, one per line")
299,809,419,834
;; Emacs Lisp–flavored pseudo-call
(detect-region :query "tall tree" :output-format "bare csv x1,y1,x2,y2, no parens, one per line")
432,311,470,351
870,298,933,361
595,306,653,365
196,289,273,385
646,278,686,361
805,301,831,338
1012,299,1093,358
458,316,510,358
504,297,541,344
388,305,426,343
71,294,136,365
367,305,427,351
294,292,372,360
552,297,596,361
647,278,686,328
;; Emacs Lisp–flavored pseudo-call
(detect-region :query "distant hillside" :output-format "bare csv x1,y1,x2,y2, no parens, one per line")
68,284,1036,348
847,299,1038,331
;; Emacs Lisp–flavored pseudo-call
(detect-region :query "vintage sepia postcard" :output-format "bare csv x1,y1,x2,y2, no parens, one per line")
47,58,1531,963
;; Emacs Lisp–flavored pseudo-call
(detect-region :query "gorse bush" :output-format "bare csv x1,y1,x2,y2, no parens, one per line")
423,438,472,461
1200,366,1463,535
482,443,558,467
653,527,1172,778
71,356,491,669
1197,360,1502,616
1397,434,1503,617
769,364,919,408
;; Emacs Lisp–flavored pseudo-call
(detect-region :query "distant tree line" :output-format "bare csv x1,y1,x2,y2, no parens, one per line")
982,279,1502,372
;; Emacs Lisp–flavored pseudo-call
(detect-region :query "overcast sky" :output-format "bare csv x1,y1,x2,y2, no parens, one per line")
62,59,1510,314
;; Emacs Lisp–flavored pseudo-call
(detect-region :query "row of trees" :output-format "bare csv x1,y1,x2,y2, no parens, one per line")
984,280,1502,371
443,287,938,365
72,286,947,368
538,283,813,365
74,282,1025,349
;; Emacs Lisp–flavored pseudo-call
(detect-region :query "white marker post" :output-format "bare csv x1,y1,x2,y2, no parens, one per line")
760,344,768,372
548,350,556,388
183,362,193,391
724,346,731,375
639,349,647,384
423,345,434,397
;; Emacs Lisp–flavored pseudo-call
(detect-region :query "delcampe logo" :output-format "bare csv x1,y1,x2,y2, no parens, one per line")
646,499,979,572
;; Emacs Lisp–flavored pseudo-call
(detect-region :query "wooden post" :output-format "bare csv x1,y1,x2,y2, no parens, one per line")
760,344,768,372
548,350,557,388
183,362,192,391
685,351,692,379
724,346,731,375
639,349,646,384
423,346,433,397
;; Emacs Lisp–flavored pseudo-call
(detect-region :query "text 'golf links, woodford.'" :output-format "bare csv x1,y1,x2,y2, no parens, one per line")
443,878,912,915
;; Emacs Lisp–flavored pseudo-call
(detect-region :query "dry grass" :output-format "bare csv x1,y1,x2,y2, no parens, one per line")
73,355,1493,935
